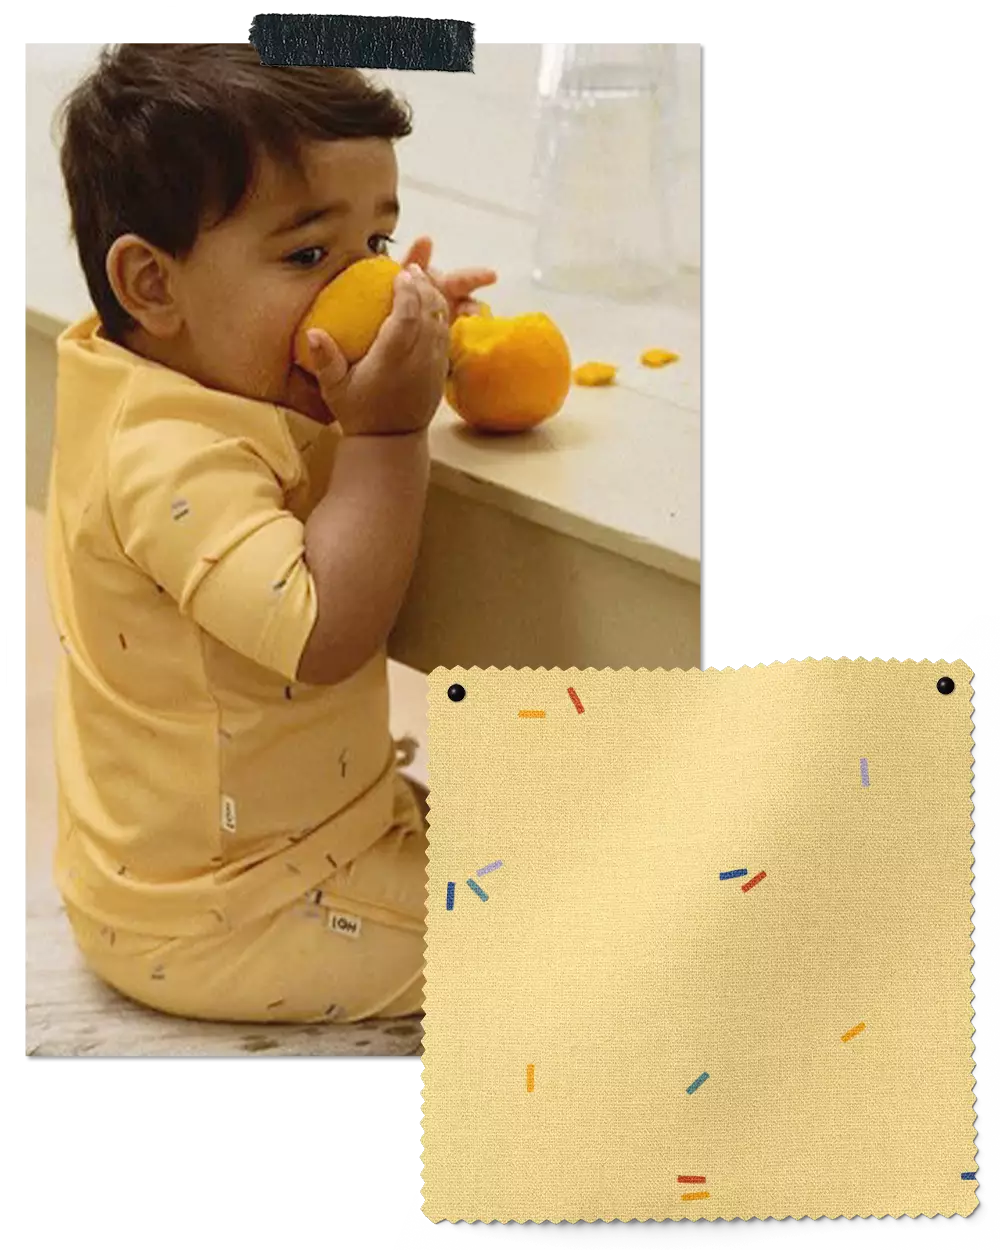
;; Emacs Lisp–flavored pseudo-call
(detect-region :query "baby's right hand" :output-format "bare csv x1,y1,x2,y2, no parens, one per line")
306,264,451,437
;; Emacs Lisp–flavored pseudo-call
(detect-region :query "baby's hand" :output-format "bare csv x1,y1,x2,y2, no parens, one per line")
401,236,497,321
307,264,450,437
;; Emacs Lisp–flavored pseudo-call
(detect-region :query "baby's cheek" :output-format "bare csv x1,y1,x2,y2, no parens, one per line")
192,270,303,400
230,312,295,396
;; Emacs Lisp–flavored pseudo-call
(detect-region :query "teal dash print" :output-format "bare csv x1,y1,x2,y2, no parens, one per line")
467,878,489,902
686,1071,710,1094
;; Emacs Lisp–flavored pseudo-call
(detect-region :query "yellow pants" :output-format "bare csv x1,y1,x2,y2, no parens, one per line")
64,776,427,1024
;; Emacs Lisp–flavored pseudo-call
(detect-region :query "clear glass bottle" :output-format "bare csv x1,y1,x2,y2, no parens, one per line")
531,44,679,299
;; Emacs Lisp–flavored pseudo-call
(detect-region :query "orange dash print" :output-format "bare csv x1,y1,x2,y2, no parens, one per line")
526,1063,535,1092
518,710,546,718
741,870,767,893
841,1022,866,1043
680,1192,711,1202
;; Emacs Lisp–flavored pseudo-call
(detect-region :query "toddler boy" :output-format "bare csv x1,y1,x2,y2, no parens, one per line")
46,43,494,1023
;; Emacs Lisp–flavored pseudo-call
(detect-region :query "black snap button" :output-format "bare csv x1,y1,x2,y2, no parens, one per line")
936,676,955,695
447,683,466,703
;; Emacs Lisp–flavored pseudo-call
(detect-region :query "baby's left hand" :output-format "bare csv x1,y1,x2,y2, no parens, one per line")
401,236,497,322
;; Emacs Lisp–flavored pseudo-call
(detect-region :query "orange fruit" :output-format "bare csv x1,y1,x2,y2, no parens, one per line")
293,255,402,370
446,310,571,433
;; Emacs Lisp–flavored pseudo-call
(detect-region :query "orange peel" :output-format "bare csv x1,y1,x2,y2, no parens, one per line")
573,361,617,387
640,348,680,368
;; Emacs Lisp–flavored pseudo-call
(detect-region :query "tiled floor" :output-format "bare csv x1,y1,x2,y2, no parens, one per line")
25,507,428,1057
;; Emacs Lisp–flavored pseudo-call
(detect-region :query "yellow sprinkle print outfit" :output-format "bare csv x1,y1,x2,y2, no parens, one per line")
44,314,426,1024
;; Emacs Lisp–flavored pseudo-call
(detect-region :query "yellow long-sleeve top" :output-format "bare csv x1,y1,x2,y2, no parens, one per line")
45,314,398,937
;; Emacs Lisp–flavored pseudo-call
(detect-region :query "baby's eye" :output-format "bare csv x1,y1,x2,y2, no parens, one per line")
368,234,396,256
286,245,327,268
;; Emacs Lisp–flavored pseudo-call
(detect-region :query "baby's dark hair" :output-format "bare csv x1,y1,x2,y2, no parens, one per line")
55,44,413,341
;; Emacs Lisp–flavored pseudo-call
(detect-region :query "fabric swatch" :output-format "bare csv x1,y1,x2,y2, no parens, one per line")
421,660,976,1222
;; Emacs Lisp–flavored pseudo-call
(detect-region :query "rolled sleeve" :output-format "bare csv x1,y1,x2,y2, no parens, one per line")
107,381,318,682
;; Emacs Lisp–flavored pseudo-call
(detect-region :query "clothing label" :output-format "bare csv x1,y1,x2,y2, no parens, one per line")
327,910,363,939
220,794,237,835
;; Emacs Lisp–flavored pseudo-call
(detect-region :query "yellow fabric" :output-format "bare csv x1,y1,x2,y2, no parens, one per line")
45,313,398,942
62,771,427,1024
421,660,976,1221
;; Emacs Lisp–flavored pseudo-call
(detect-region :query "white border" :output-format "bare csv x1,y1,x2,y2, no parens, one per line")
940,607,995,660
18,1065,417,1250
11,0,1000,37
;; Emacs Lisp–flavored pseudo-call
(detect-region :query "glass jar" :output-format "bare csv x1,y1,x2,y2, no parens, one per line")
531,44,680,299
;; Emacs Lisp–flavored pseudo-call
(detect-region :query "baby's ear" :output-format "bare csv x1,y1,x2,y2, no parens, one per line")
105,234,182,338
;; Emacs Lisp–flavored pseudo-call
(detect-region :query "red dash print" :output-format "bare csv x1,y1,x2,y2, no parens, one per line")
567,686,585,714
118,633,127,650
741,871,767,893
678,1176,706,1184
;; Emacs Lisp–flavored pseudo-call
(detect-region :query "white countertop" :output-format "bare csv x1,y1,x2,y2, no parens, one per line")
26,45,701,585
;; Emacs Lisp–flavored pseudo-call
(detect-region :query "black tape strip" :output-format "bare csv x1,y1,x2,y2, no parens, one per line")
249,13,475,71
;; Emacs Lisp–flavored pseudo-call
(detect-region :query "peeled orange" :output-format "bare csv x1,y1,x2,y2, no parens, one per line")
293,255,401,369
446,310,571,433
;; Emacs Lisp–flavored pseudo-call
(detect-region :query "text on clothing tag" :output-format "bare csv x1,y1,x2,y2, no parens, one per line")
327,910,363,939
220,794,237,835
